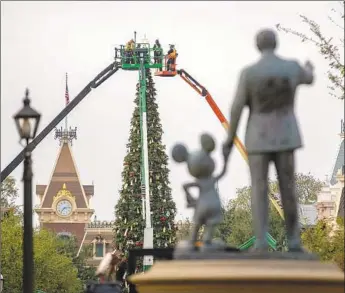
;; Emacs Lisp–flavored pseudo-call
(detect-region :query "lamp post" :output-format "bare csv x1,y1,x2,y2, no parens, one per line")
13,89,41,293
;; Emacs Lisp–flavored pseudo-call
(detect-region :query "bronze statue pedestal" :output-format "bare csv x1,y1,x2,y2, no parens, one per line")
129,257,344,293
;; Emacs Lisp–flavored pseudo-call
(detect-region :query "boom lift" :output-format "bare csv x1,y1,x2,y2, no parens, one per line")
1,35,284,253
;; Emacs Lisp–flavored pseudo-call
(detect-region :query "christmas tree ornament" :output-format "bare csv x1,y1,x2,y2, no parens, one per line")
124,228,128,237
163,227,166,233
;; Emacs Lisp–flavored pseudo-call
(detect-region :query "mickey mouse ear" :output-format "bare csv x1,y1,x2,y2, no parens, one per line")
171,144,188,163
200,133,215,153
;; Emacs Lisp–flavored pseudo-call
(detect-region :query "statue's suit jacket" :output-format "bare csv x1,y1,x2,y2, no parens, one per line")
228,52,314,154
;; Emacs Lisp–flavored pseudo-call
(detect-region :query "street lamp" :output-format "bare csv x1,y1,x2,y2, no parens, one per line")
13,88,41,293
14,89,41,145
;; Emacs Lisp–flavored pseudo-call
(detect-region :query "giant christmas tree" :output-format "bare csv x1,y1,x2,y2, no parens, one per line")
114,69,177,257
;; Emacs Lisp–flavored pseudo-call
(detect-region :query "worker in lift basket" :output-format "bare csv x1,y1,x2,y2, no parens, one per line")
166,44,178,71
153,39,163,70
125,39,135,64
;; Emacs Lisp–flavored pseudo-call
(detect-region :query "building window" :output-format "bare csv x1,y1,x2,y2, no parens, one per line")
95,243,104,257
105,243,111,253
57,232,72,240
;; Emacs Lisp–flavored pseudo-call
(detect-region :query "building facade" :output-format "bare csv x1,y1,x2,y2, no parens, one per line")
316,120,344,221
35,127,95,245
34,76,116,266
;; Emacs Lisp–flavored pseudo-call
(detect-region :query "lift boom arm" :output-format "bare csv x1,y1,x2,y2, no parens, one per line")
177,69,285,220
0,62,120,182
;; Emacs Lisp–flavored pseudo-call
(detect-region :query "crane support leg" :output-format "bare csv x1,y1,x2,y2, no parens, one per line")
1,62,120,182
177,69,284,220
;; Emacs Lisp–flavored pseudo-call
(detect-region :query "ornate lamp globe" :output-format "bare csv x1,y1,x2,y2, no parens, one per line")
13,88,41,144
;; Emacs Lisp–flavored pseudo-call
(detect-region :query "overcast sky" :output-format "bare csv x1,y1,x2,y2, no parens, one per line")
1,1,343,225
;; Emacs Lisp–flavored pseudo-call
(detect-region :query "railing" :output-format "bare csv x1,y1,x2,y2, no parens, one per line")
115,43,164,68
88,220,115,229
238,233,277,251
157,55,177,72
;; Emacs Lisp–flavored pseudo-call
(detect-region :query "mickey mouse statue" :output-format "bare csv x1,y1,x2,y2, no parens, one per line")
172,133,228,254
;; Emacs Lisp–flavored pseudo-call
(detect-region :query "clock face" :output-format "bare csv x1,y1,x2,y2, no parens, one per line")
56,199,73,217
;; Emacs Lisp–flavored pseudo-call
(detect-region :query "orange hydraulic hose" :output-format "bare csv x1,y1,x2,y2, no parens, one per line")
179,74,285,220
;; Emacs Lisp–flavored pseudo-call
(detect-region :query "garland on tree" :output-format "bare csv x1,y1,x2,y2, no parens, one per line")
114,69,177,257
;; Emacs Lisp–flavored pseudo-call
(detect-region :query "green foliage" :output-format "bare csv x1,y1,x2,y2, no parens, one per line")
114,69,177,263
1,213,82,293
302,218,344,270
220,186,286,249
0,176,19,207
293,173,324,204
56,235,97,285
223,186,253,247
276,1,344,100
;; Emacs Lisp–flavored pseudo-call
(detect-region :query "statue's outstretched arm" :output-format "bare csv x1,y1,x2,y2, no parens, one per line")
297,60,314,85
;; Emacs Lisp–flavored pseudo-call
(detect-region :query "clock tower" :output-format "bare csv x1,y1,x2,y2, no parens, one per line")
35,74,94,245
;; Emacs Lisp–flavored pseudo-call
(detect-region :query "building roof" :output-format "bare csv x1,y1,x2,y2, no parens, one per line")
37,142,91,209
330,122,344,185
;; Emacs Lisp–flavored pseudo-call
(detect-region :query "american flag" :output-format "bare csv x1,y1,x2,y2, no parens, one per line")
65,73,70,105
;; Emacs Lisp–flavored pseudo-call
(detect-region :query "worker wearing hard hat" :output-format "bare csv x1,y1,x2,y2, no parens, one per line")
166,44,178,71
125,39,135,64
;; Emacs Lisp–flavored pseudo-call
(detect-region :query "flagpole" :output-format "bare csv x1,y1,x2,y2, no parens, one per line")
65,73,69,132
